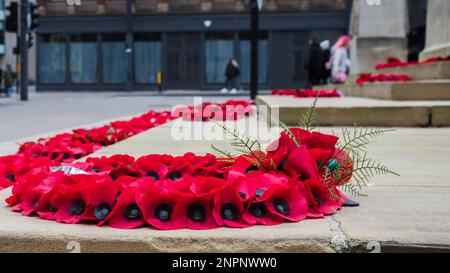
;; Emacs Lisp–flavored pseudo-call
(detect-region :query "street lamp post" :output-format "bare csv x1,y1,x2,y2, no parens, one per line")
250,0,261,100
126,0,133,92
19,0,29,101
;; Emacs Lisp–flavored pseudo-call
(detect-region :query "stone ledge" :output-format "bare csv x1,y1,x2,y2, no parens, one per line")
0,189,335,253
341,81,450,101
256,96,448,127
373,62,450,81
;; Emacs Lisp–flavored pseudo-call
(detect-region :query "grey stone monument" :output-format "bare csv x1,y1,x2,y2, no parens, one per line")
420,0,450,61
349,0,409,73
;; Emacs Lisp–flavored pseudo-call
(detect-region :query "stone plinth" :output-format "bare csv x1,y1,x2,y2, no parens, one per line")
420,0,450,61
350,0,409,73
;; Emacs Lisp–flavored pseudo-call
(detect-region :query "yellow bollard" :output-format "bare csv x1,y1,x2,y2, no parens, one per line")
157,71,162,93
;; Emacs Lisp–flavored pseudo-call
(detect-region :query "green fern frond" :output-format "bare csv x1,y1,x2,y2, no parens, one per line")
322,167,341,200
210,144,236,159
279,121,300,147
337,127,394,154
340,183,368,197
298,95,319,131
215,122,269,170
341,151,399,194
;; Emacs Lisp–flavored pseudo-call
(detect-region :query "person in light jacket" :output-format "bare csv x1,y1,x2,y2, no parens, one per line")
330,35,351,84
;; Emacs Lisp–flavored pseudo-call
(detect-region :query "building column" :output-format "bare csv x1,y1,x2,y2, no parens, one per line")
37,0,48,15
157,0,169,13
200,0,212,12
97,0,106,14
349,0,409,73
420,0,450,61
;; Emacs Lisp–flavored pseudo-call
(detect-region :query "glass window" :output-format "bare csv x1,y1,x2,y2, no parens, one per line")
239,32,269,84
102,33,126,84
70,34,98,84
134,33,161,84
38,34,66,84
205,33,234,84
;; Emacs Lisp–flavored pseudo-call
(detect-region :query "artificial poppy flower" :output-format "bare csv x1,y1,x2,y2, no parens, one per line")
212,186,250,228
227,155,263,184
242,200,284,226
49,175,94,224
172,195,218,230
83,176,119,221
303,178,345,216
258,183,308,222
10,168,52,216
137,180,181,230
166,156,194,181
328,149,354,186
101,180,147,229
135,156,169,181
284,146,320,181
85,156,113,173
191,176,226,194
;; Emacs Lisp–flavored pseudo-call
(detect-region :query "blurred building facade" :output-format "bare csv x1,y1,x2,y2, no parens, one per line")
0,0,434,90
29,0,353,90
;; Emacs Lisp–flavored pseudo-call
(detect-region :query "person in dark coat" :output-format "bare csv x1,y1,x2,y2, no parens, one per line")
222,58,242,94
305,38,323,88
3,65,16,97
320,40,332,84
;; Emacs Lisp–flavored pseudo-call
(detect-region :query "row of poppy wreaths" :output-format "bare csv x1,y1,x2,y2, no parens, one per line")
176,100,255,122
375,56,450,70
355,73,413,85
6,127,354,230
0,100,254,191
271,89,342,98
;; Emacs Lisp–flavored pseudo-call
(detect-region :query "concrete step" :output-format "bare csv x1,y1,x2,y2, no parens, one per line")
342,80,450,101
256,95,450,127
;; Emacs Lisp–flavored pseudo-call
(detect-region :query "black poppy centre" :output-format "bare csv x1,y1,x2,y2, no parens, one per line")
124,203,142,220
187,203,207,222
154,204,173,221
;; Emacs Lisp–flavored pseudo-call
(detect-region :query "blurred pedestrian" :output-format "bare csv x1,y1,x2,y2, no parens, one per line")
4,64,16,97
0,68,3,96
222,58,241,94
320,40,331,84
330,35,351,84
305,38,323,88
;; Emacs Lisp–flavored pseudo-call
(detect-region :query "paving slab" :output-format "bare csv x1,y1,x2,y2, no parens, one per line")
257,95,450,127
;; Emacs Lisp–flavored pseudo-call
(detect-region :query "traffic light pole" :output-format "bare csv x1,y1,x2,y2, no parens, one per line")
126,0,133,92
250,0,259,100
19,0,29,101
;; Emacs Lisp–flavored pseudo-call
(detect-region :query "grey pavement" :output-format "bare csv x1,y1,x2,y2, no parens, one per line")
0,91,250,143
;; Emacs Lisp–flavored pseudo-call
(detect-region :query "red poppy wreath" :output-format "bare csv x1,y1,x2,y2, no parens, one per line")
4,99,398,230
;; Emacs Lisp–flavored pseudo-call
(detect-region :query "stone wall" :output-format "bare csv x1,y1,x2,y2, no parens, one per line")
350,0,409,73
420,0,450,61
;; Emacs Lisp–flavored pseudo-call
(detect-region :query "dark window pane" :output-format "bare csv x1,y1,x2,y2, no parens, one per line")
102,33,126,84
205,33,234,84
70,34,98,84
39,34,66,84
239,32,269,84
134,33,161,84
